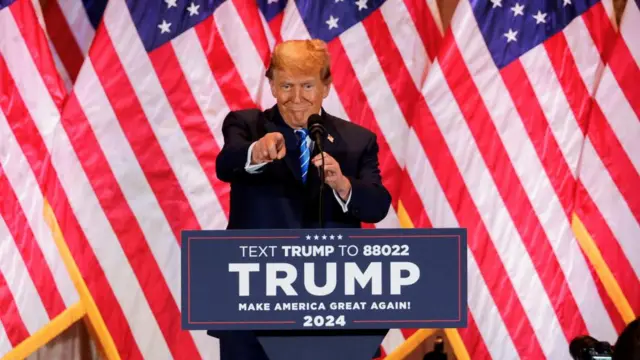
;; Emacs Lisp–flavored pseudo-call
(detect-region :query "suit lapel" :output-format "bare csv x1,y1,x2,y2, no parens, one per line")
319,111,341,157
308,108,340,158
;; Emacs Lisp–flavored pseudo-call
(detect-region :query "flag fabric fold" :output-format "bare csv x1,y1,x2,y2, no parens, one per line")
0,0,80,358
572,0,640,326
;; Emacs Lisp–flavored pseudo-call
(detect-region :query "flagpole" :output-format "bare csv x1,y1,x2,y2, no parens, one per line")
43,199,121,360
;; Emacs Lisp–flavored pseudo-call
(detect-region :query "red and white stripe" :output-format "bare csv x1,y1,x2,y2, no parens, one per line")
574,0,640,317
0,0,79,357
402,0,623,358
214,1,275,111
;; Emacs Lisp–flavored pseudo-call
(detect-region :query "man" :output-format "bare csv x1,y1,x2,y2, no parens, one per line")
210,39,392,359
215,39,391,229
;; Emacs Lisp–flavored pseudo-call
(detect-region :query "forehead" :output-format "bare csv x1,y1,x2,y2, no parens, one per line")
272,69,321,84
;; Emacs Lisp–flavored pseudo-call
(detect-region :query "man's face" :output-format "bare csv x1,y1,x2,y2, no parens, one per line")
270,69,330,129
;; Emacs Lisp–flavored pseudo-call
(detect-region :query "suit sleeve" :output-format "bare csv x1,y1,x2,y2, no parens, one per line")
216,111,256,183
345,133,392,223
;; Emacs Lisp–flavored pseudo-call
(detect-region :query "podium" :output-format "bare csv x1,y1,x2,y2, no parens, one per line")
181,228,467,360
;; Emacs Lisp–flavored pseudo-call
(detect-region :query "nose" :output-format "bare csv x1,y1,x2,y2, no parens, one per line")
292,87,303,103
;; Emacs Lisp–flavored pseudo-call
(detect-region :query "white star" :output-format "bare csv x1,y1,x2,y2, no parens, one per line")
314,234,319,240
330,235,335,240
337,234,343,240
532,10,547,24
326,15,339,30
187,2,200,16
490,0,502,8
335,0,344,2
165,0,177,9
158,20,171,34
267,0,278,3
306,235,311,240
510,3,524,16
322,235,327,240
504,28,518,43
563,0,571,6
355,0,368,10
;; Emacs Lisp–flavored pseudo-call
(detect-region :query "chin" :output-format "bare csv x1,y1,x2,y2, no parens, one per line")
289,113,309,124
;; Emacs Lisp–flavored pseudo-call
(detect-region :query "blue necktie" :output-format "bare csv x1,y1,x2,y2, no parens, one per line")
296,129,310,183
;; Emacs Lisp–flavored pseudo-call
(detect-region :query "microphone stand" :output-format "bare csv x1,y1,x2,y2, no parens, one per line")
313,132,325,229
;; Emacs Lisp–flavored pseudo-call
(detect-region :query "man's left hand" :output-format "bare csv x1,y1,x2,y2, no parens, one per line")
311,152,351,200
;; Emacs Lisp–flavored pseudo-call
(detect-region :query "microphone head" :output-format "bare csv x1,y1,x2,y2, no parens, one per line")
307,114,325,137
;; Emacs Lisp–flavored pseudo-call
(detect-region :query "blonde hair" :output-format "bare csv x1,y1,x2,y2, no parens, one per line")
265,39,332,84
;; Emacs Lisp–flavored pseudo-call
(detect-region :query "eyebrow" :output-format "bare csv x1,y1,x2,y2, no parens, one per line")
280,80,316,86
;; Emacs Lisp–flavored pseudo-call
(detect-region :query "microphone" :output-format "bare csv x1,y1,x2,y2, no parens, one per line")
307,114,326,155
307,114,326,228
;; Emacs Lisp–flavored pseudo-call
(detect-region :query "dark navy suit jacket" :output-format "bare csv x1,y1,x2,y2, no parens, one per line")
209,105,392,359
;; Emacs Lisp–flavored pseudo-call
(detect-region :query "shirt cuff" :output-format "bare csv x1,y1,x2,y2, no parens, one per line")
245,141,268,173
333,188,351,212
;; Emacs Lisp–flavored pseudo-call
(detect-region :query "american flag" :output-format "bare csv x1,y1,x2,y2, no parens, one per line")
40,0,444,358
401,0,638,358
573,0,640,330
0,0,80,358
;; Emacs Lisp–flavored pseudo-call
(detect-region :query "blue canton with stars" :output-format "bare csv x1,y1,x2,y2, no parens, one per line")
0,0,17,11
295,0,387,43
471,0,600,69
257,0,287,21
127,0,226,52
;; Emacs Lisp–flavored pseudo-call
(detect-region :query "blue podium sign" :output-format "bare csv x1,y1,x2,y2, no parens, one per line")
181,228,467,331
